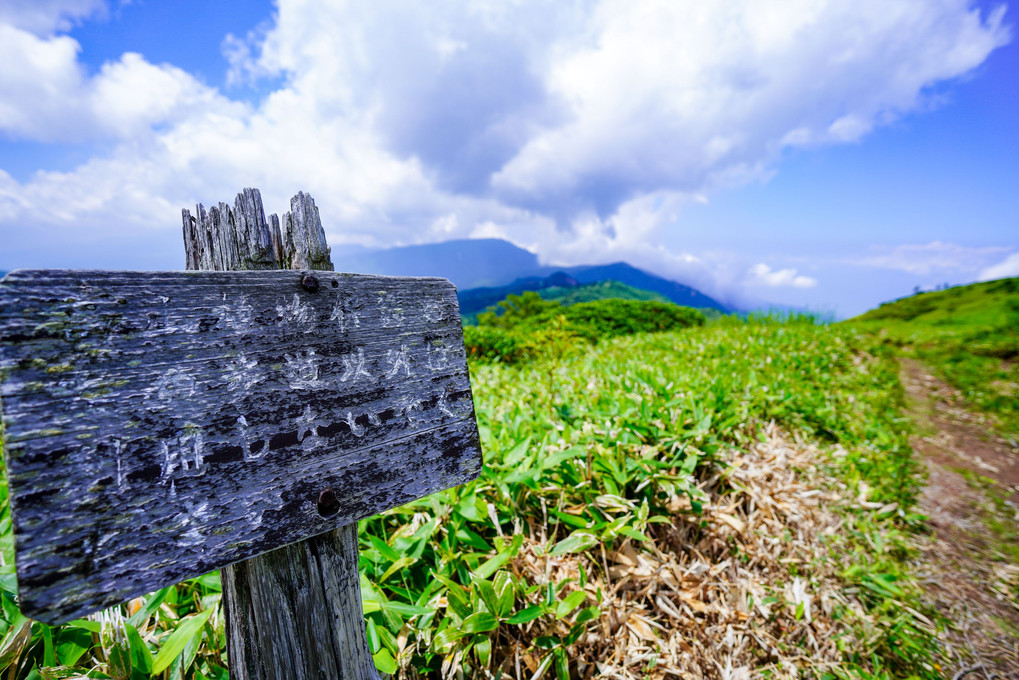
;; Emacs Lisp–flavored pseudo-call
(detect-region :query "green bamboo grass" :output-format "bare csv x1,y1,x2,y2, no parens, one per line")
0,316,938,679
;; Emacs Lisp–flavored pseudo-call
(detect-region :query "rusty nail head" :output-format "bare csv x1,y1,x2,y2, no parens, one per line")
317,488,339,517
301,273,319,293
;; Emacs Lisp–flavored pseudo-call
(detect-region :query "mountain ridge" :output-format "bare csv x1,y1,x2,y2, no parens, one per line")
330,238,546,289
458,266,727,314
329,238,729,312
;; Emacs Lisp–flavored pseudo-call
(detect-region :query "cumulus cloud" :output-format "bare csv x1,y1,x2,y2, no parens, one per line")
0,0,1011,296
745,263,818,289
491,0,1009,211
225,0,1010,218
979,252,1019,281
856,241,1011,275
0,24,239,143
0,0,107,35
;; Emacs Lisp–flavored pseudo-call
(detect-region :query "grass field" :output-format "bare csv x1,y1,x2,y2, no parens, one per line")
848,277,1019,440
0,295,969,678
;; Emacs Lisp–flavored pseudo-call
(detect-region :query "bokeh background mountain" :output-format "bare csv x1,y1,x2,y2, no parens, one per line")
329,239,729,314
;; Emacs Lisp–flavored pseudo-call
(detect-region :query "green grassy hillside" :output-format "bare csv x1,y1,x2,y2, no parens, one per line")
539,280,671,305
462,280,675,326
852,277,1019,327
848,277,1019,438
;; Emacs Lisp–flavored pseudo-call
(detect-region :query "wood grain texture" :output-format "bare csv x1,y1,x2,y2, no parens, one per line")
181,188,333,272
221,526,379,680
0,268,482,623
192,188,383,680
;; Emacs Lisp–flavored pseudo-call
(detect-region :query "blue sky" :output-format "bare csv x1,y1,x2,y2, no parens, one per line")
0,0,1016,317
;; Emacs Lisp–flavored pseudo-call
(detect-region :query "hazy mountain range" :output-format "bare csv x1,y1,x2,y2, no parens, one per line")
330,239,729,313
0,239,730,313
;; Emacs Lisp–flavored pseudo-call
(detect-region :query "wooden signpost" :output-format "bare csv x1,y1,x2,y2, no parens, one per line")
0,189,483,678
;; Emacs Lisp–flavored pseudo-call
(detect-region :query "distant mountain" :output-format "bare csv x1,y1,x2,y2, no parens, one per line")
458,271,579,314
330,239,544,289
459,267,727,314
460,278,675,323
330,238,729,313
562,262,728,312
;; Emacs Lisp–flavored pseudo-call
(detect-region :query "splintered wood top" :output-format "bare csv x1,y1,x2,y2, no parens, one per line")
0,269,482,623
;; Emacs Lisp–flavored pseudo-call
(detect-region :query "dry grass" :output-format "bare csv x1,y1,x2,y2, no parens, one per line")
480,423,881,680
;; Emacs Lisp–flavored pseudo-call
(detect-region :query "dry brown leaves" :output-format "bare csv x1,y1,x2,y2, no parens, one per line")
497,422,866,680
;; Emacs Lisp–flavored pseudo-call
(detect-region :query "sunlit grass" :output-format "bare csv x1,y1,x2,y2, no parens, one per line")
0,316,941,678
848,276,1019,439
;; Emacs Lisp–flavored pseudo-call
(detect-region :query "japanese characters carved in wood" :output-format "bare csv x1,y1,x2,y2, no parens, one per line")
0,269,482,623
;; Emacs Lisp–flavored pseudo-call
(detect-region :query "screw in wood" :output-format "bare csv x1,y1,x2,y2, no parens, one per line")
301,273,320,293
317,488,340,517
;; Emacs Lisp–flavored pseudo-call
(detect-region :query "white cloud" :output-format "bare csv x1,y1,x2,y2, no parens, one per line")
746,263,818,289
0,25,85,140
0,24,237,143
0,0,1011,303
0,0,107,35
856,241,1010,275
539,195,713,285
491,0,1009,204
470,221,509,240
979,252,1019,281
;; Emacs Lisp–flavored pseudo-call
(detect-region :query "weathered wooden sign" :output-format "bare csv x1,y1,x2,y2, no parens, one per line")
0,268,482,623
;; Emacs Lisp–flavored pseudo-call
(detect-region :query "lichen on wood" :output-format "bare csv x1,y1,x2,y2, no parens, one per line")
0,189,480,680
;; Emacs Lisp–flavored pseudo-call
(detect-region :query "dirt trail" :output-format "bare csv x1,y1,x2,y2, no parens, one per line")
900,358,1019,678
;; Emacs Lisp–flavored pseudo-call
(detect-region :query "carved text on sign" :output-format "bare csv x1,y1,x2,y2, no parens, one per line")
0,270,482,623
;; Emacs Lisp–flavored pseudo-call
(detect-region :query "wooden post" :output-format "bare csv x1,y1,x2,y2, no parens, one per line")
0,188,482,678
182,189,379,679
220,528,376,679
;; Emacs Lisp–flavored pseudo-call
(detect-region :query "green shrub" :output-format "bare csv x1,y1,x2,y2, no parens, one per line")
476,291,560,329
556,299,705,338
462,326,535,363
470,292,707,362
